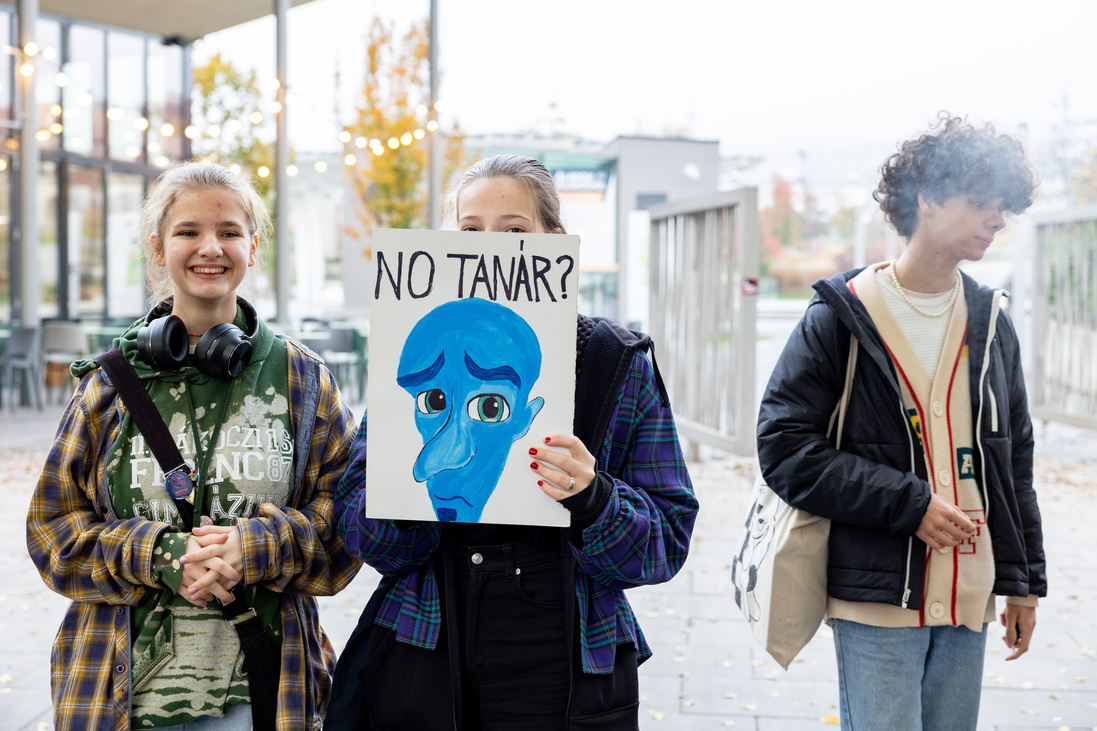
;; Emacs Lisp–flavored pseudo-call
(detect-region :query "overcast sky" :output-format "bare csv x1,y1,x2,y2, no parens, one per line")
197,0,1097,184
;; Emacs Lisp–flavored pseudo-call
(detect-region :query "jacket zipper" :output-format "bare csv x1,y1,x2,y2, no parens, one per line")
988,386,999,433
901,394,915,609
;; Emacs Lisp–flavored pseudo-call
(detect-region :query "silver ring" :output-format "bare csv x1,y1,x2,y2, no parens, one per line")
567,476,576,491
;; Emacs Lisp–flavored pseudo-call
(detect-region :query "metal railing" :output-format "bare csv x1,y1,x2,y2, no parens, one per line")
1026,207,1097,428
648,189,759,456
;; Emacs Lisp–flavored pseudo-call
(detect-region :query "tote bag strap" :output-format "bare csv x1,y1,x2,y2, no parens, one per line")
827,334,859,450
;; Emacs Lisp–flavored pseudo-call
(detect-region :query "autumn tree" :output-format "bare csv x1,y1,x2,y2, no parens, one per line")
345,17,465,235
192,54,275,198
760,176,804,248
757,175,804,276
1073,148,1097,205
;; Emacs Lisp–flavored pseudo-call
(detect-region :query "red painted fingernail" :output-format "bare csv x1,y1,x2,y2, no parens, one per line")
528,448,537,455
544,437,551,444
537,480,544,487
530,462,539,470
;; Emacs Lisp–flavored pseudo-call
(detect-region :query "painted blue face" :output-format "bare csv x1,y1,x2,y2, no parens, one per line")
397,299,544,522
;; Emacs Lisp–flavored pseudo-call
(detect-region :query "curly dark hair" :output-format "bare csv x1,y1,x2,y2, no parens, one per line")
873,114,1037,238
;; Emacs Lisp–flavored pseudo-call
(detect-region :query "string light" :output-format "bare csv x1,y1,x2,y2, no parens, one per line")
160,123,174,136
174,65,444,174
54,72,68,87
257,166,270,177
135,117,149,131
286,164,298,177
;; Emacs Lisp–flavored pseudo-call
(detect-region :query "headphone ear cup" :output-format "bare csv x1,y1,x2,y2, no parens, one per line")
137,314,189,370
193,322,254,379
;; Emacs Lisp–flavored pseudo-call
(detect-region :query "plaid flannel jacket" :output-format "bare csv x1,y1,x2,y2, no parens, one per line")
26,338,360,731
335,350,698,674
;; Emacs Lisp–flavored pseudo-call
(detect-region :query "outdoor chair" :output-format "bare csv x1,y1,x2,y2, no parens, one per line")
317,325,361,399
0,326,43,412
41,320,89,403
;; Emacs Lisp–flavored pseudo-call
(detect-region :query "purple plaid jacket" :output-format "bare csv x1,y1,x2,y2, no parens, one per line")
335,349,698,674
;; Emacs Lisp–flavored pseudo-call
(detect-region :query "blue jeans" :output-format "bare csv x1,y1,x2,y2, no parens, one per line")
156,702,253,730
831,619,987,731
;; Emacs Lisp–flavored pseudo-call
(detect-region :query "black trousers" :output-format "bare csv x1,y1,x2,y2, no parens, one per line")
351,540,639,731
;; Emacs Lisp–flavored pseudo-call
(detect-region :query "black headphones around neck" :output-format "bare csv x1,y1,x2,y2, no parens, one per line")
136,297,259,379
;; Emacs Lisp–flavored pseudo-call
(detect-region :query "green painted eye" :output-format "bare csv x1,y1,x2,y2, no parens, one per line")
467,394,510,423
416,389,446,414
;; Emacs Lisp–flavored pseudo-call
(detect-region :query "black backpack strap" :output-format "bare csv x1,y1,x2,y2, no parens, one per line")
98,346,279,731
98,348,195,528
573,316,671,454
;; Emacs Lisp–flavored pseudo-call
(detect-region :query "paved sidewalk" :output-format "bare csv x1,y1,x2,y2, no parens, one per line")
2,402,1095,729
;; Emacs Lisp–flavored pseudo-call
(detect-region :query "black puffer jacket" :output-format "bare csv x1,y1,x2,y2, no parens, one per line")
757,268,1046,611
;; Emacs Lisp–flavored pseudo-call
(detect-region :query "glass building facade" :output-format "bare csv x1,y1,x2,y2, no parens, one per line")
0,7,191,323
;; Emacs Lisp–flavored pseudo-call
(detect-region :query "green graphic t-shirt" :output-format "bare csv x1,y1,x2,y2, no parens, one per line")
103,309,293,728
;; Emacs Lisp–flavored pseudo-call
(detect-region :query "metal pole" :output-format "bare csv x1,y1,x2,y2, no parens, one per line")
16,0,39,325
428,0,441,229
274,0,290,321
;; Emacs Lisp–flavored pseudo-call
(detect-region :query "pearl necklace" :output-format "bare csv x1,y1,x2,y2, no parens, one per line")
888,264,961,318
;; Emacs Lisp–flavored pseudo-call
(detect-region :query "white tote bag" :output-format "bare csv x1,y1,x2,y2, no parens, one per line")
731,336,858,669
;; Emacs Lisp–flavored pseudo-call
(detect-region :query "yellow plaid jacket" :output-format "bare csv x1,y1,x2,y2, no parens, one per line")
26,337,360,730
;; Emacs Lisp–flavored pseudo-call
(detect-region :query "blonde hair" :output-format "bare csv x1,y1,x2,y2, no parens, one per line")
443,155,566,234
140,161,271,304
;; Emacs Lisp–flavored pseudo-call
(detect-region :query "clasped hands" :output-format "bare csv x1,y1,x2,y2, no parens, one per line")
178,524,244,608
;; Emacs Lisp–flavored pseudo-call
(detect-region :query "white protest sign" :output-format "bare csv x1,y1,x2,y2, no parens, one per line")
366,228,580,526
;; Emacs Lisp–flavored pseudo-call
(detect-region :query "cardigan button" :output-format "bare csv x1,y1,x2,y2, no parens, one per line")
929,602,945,619
932,400,945,416
470,553,483,565
938,470,952,486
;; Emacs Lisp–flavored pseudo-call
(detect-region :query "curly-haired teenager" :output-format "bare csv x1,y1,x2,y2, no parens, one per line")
757,115,1044,730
